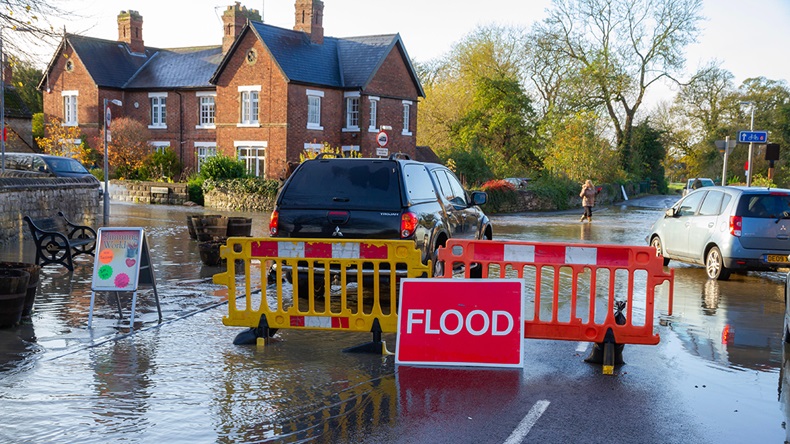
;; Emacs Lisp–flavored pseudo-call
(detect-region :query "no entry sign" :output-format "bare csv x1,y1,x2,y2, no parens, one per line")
396,279,524,368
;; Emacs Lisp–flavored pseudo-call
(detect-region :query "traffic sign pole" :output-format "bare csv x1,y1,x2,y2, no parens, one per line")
721,135,729,186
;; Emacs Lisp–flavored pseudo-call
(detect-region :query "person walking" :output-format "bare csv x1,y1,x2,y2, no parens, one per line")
579,179,596,222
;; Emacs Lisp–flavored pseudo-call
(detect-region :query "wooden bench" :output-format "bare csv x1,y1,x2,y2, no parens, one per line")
23,211,97,271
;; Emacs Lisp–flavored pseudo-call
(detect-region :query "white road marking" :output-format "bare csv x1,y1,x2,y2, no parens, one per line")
576,342,589,353
503,400,550,444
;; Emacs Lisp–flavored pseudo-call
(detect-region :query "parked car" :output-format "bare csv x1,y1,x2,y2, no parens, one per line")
648,186,790,280
269,153,493,294
682,177,715,196
504,177,530,189
3,153,95,178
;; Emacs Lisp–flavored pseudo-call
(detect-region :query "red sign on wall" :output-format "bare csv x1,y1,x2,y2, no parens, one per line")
395,279,524,368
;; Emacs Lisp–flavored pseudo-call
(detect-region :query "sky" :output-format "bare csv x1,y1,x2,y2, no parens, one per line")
25,0,790,109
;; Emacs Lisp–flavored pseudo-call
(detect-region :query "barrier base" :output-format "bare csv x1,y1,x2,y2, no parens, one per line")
343,340,392,355
233,315,279,345
584,341,625,371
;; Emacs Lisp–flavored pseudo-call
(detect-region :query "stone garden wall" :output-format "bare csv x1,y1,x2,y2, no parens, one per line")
109,180,188,205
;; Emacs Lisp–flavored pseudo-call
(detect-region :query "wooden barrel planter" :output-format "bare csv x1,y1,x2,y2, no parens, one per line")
0,269,30,328
186,216,197,240
198,240,226,266
0,262,41,318
193,215,227,241
226,217,252,237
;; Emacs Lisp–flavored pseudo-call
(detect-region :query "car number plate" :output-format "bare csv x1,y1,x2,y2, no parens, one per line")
766,254,790,263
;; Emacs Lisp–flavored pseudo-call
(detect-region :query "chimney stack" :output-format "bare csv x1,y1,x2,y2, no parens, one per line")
294,0,324,45
117,10,145,54
222,2,261,54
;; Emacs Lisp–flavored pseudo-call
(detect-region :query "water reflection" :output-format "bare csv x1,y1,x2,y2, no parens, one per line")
669,268,785,371
88,334,159,435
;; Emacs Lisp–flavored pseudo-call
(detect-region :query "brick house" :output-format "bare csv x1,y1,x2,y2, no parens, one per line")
38,0,425,180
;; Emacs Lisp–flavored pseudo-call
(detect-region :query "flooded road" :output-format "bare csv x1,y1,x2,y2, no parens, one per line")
1,197,789,443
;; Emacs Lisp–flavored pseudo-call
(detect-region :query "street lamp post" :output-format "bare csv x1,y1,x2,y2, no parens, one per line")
741,101,756,187
103,98,122,225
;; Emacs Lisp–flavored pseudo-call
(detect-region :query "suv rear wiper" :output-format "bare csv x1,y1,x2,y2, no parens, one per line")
775,211,790,223
332,197,350,202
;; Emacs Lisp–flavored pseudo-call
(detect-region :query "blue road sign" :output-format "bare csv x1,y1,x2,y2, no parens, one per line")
738,131,768,143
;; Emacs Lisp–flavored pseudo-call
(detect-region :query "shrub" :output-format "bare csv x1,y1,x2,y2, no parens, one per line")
529,174,577,210
138,149,182,182
480,179,519,213
187,174,205,205
199,154,248,180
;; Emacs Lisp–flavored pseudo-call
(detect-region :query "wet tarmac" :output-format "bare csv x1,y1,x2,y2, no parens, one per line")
0,197,789,443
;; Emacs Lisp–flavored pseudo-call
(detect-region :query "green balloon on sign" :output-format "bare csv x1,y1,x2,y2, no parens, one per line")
98,265,113,280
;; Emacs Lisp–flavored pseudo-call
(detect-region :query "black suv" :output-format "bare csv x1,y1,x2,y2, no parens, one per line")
268,154,492,290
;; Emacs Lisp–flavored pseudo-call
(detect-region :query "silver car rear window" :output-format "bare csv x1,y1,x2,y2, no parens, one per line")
737,194,790,218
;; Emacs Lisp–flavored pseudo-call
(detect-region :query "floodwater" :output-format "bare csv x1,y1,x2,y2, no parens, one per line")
0,197,789,442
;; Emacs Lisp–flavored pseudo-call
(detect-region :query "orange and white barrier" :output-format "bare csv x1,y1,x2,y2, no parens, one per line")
436,239,674,347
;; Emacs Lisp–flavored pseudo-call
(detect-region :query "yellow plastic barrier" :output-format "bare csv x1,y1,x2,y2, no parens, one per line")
212,238,429,347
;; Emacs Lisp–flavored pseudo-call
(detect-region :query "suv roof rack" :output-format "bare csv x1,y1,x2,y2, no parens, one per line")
388,153,411,161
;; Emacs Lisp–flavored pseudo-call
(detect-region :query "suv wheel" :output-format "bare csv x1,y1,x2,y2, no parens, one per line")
705,247,730,281
432,248,444,278
650,236,670,266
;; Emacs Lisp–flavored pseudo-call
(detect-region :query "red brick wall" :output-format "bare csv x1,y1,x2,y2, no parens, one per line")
215,31,290,180
43,46,100,140
43,45,218,175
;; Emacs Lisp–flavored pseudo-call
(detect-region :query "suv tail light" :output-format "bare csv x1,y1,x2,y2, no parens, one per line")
400,212,418,238
729,215,742,237
269,210,279,236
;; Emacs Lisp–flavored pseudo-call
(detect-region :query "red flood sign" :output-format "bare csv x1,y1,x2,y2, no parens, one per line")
396,279,524,368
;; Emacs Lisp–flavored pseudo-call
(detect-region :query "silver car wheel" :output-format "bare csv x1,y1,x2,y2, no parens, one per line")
650,236,670,266
706,247,730,281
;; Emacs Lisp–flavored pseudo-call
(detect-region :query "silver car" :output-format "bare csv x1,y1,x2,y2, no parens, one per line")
648,186,790,280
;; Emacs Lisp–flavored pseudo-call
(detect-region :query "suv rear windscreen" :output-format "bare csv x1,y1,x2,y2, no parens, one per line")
737,193,790,218
280,160,402,210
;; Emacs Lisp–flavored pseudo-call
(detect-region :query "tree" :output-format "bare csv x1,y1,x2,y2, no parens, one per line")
450,76,539,179
541,111,622,184
35,116,93,164
534,0,704,172
629,120,668,191
417,25,538,180
97,117,151,179
9,57,43,113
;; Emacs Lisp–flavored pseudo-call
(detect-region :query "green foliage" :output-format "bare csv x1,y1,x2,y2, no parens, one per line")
137,149,182,182
529,173,578,210
32,113,44,139
203,177,280,196
90,168,103,181
443,149,494,185
12,59,43,114
628,122,668,193
749,174,776,188
480,179,519,213
540,111,624,184
187,174,205,205
198,154,248,180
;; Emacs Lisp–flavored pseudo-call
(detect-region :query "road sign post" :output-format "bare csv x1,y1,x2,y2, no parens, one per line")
716,137,736,186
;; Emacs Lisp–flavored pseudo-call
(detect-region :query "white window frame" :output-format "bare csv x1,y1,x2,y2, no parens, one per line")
196,91,216,129
234,141,267,176
238,85,261,127
402,100,413,136
343,91,360,132
62,90,78,126
149,92,168,129
149,141,170,154
195,142,217,172
307,89,323,130
368,96,379,132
